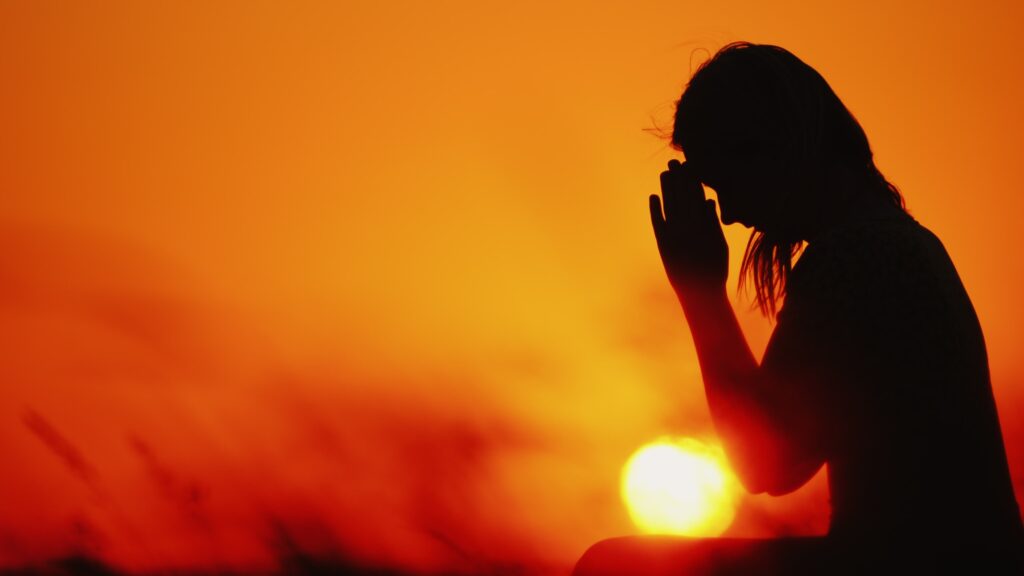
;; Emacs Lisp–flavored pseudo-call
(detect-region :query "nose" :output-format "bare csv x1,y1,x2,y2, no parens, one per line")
718,202,736,225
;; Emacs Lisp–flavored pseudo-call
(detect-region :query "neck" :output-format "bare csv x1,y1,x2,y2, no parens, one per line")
798,163,903,245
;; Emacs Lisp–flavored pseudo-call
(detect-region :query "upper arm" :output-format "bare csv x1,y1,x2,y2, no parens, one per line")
753,307,837,494
748,252,864,495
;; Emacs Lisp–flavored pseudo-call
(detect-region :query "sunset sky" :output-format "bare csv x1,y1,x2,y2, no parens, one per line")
2,1,1023,574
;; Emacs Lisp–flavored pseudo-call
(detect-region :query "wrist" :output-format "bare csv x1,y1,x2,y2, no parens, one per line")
676,282,729,317
674,282,728,303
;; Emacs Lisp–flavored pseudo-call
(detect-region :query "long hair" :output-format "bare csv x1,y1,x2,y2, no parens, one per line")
668,41,906,319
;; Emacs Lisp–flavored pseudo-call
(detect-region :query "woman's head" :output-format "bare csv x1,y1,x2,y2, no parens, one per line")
670,41,905,318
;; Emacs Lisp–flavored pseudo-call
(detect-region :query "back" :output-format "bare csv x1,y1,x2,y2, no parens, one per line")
772,210,1023,565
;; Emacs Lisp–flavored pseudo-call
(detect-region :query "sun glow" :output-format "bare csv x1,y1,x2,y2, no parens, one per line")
621,437,741,536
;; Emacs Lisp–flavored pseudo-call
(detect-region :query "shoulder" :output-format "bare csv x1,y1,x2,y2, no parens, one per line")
790,212,934,289
781,212,938,321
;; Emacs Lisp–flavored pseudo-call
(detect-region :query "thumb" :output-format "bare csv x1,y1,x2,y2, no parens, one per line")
704,199,723,233
649,194,666,237
705,199,718,220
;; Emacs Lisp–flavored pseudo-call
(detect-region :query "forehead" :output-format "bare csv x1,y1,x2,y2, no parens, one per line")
680,108,756,154
681,128,759,169
677,83,779,146
682,108,782,163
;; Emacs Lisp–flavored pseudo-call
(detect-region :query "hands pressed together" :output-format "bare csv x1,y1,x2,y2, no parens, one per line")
650,159,729,298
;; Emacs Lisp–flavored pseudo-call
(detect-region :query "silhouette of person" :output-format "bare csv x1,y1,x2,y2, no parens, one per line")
573,42,1024,575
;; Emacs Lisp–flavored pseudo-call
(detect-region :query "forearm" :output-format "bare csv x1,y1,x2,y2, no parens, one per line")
650,158,797,492
677,286,759,401
676,286,777,488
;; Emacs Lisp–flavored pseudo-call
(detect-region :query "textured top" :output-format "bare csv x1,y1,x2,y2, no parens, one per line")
760,209,1023,560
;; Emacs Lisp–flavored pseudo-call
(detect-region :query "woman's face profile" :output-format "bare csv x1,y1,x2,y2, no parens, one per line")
685,137,785,231
680,102,789,232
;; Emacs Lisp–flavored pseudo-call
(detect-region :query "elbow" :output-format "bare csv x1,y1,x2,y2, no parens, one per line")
735,462,817,497
716,403,828,496
725,448,774,495
763,469,817,497
721,430,783,495
733,462,778,496
729,444,824,497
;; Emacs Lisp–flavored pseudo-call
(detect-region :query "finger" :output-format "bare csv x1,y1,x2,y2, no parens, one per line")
676,162,708,212
649,194,665,236
661,162,705,223
659,169,676,222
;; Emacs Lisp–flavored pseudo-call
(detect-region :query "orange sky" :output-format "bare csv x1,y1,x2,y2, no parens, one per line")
2,1,1023,573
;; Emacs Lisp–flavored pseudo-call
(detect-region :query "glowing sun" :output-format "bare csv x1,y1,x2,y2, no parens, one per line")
621,436,741,536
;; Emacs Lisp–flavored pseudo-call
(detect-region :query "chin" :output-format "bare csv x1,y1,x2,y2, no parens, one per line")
727,213,753,228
